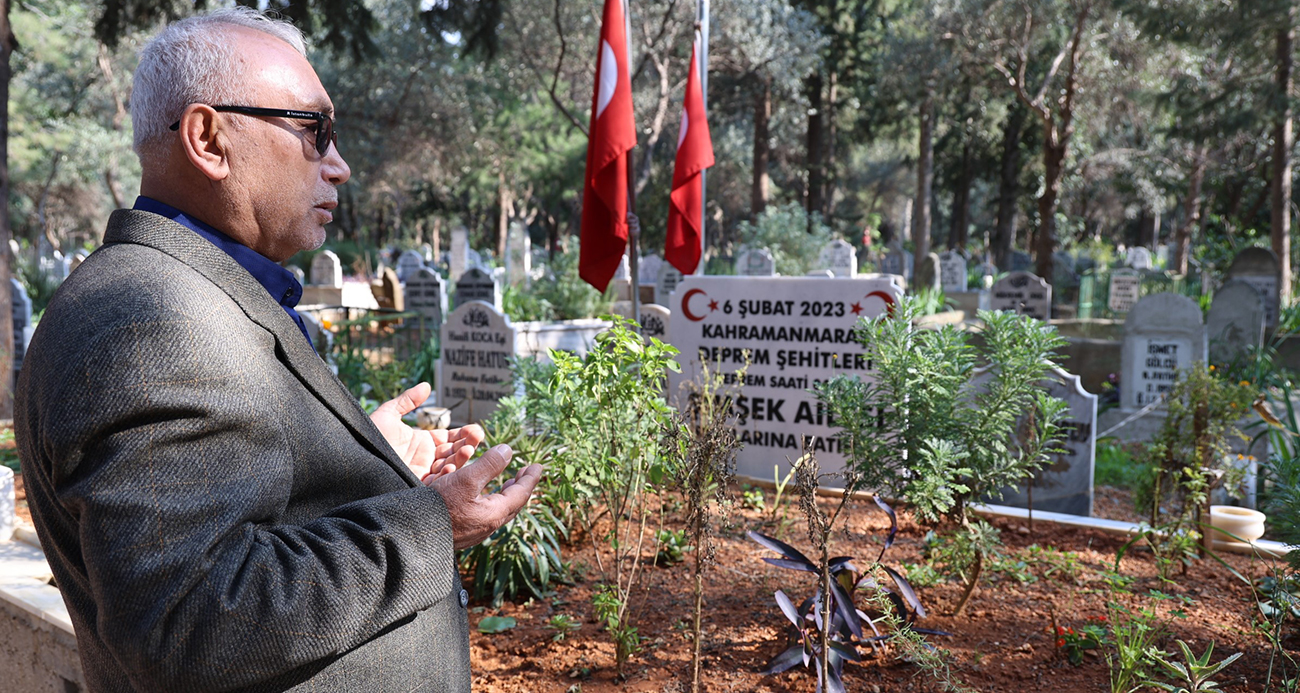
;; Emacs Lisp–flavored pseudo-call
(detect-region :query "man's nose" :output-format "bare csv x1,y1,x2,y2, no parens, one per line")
323,144,350,186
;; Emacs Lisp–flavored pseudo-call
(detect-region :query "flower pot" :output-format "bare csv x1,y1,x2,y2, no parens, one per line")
1209,505,1266,549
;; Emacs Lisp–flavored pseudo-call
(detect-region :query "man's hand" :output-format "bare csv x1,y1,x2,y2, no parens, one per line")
427,444,543,550
370,383,483,482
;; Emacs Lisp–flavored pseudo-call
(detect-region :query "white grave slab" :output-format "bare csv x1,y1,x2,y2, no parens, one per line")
454,267,501,311
450,226,469,282
666,276,903,478
1226,247,1281,328
1108,269,1141,313
1122,293,1206,411
406,267,448,332
1127,247,1153,270
989,271,1051,321
310,250,343,288
818,239,857,277
506,222,531,286
736,248,777,277
440,301,517,425
639,254,664,287
939,251,967,293
656,264,683,306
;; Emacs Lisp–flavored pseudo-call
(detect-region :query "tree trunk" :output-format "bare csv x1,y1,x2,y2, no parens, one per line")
913,94,934,261
1138,209,1160,249
0,0,15,418
751,74,771,216
823,70,838,219
994,105,1025,270
804,71,824,227
1172,145,1207,276
950,134,973,251
497,171,511,261
1274,20,1294,305
1035,132,1065,285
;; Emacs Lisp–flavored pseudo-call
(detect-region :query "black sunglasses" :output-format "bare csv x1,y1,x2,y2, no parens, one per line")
169,105,337,156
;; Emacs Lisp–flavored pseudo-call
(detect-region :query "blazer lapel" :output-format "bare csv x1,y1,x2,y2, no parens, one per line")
101,209,421,487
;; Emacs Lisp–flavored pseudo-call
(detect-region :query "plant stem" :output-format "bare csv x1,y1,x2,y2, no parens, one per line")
951,546,983,616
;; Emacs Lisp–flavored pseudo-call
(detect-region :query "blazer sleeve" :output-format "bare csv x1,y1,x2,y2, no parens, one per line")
31,295,459,691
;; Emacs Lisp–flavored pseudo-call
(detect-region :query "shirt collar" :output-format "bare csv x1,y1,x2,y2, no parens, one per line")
132,196,303,309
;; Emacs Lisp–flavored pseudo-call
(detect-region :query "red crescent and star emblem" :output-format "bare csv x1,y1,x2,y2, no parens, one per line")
865,290,897,317
681,288,709,321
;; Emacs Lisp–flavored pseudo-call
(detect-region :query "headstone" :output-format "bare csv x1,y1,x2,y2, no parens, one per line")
506,222,531,286
285,264,306,285
736,247,777,277
439,301,518,425
396,249,426,283
639,254,664,287
450,226,469,282
939,251,968,293
818,239,857,278
639,304,670,340
881,245,913,280
454,266,501,310
656,263,683,306
1126,247,1153,270
1225,247,1281,328
666,276,903,479
310,250,343,288
374,267,404,311
1108,269,1141,313
1121,293,1207,411
805,270,834,278
613,254,630,281
406,266,449,332
912,252,941,292
989,271,1051,320
1207,279,1266,365
977,261,998,290
1009,250,1032,272
979,367,1097,516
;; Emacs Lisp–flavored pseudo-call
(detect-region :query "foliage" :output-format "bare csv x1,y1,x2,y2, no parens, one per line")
592,586,641,670
1257,378,1300,573
0,427,18,474
653,529,691,567
1144,640,1243,693
733,203,834,277
543,316,679,676
547,614,581,642
530,238,615,320
476,615,517,634
459,501,567,607
1096,439,1153,492
501,282,554,322
1051,618,1106,666
740,486,765,511
1107,603,1164,693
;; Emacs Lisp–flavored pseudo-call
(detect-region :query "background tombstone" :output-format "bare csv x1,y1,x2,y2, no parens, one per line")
439,301,518,425
1225,247,1281,328
406,267,448,333
639,254,664,287
1207,279,1266,365
285,264,305,285
449,226,469,282
1107,268,1141,313
818,239,857,277
310,250,343,288
912,252,941,292
11,278,31,393
880,244,913,280
977,367,1097,516
454,266,502,310
989,271,1051,320
638,304,670,339
421,243,435,262
1122,293,1206,411
939,250,967,293
736,247,777,276
1126,246,1153,270
395,249,426,283
655,263,683,306
976,261,998,289
373,267,404,311
506,221,531,286
1008,250,1032,272
613,254,630,281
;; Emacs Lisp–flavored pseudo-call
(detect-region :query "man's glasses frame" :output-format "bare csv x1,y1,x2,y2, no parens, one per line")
169,106,337,156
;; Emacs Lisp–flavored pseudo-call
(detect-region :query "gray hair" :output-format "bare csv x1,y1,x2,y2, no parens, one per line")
131,7,307,168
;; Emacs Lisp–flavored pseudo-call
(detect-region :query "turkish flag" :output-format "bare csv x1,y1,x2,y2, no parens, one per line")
664,38,714,275
578,0,637,292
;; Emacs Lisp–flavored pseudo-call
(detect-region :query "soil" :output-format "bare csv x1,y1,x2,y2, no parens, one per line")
466,496,1288,693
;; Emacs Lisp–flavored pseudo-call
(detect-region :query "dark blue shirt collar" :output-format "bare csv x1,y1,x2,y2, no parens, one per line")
132,196,313,346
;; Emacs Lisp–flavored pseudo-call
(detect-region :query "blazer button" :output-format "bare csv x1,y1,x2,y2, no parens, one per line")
459,589,469,608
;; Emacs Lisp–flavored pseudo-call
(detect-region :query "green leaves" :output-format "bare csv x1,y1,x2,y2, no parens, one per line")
476,615,518,634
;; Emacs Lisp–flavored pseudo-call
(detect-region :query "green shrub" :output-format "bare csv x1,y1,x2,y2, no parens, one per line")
733,202,834,276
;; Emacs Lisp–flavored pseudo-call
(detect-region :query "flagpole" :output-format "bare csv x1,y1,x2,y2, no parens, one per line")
623,0,642,330
696,0,709,275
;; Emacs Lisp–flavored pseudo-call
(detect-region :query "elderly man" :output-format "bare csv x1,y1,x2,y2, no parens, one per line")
14,8,539,692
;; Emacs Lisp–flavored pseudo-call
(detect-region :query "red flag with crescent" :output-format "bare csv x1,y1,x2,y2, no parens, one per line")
578,0,637,292
664,37,715,275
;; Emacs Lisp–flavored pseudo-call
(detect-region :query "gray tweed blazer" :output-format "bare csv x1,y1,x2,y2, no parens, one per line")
15,210,471,692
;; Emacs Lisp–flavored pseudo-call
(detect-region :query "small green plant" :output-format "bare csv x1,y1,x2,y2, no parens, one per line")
740,485,765,511
1106,603,1163,693
547,614,581,642
653,529,691,566
901,562,944,588
592,586,641,671
1050,616,1106,666
1144,640,1243,692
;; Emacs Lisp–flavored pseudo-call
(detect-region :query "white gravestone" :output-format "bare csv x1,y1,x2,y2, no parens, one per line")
939,251,967,293
1108,269,1141,313
977,367,1097,516
614,302,672,340
736,248,777,277
310,250,343,288
666,275,903,479
613,254,630,281
1225,247,1281,329
506,222,531,286
439,301,518,426
639,254,664,288
818,239,857,278
989,271,1052,321
450,226,470,282
1122,293,1207,411
285,264,306,285
1207,279,1266,365
454,266,501,311
406,267,449,332
656,264,683,306
880,246,913,280
396,249,426,283
1127,247,1153,270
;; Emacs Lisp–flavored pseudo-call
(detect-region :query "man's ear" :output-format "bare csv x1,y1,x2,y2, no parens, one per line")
176,104,230,182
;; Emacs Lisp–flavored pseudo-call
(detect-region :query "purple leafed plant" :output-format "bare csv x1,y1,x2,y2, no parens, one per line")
749,496,947,693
